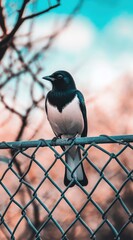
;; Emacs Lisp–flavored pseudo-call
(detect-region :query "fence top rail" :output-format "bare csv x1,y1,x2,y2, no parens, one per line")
0,134,133,149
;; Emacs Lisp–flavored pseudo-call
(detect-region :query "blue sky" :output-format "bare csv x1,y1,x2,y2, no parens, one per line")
13,0,133,94
32,0,133,92
38,0,133,28
2,0,133,118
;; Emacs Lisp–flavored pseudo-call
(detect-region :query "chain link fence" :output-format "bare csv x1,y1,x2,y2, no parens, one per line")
0,135,132,240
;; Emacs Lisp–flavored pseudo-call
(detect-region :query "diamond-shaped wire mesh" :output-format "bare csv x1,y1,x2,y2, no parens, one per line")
0,135,132,240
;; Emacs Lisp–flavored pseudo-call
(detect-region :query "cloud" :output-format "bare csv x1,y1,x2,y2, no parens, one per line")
105,14,133,41
14,13,133,93
101,14,133,55
76,14,133,92
53,16,96,54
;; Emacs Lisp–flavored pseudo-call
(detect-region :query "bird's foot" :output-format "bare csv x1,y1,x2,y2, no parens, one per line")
67,133,79,142
51,134,62,145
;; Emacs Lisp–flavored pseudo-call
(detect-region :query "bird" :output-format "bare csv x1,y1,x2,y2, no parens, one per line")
42,70,88,187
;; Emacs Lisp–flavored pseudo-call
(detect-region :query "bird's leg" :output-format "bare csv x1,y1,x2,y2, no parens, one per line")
51,134,62,145
67,133,79,142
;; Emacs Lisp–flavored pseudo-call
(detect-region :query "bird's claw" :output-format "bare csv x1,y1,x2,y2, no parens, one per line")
67,136,75,142
67,133,78,142
51,135,62,145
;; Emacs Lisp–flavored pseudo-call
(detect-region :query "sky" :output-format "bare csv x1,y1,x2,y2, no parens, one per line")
32,0,133,93
55,0,133,28
5,0,133,95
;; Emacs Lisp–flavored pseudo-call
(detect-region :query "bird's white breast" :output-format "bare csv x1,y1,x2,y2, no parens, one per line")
46,95,84,137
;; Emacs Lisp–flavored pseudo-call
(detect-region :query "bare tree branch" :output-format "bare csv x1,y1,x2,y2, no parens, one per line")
23,2,60,21
0,0,7,34
0,94,23,118
0,0,60,60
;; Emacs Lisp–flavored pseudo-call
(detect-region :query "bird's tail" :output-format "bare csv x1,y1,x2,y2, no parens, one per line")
64,146,88,187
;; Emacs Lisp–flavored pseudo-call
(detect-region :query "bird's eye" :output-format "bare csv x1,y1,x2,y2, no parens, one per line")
57,74,63,80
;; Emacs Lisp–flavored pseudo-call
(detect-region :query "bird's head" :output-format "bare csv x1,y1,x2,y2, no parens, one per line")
42,70,76,91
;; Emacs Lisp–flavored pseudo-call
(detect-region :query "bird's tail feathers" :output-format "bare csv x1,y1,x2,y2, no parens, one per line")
64,146,88,187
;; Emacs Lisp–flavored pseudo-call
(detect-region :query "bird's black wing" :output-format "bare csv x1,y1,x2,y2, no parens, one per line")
45,94,48,114
76,90,88,137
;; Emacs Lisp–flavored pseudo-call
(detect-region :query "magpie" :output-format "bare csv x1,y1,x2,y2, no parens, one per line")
43,70,88,187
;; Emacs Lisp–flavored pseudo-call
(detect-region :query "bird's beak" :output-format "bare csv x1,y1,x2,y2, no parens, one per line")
42,75,55,82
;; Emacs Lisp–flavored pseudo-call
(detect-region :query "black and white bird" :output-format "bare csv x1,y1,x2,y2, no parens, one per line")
43,70,88,187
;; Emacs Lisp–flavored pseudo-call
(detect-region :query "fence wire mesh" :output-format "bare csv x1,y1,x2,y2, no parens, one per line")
0,135,132,240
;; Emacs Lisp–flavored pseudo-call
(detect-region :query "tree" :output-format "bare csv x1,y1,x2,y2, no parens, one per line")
0,1,86,239
0,0,84,142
